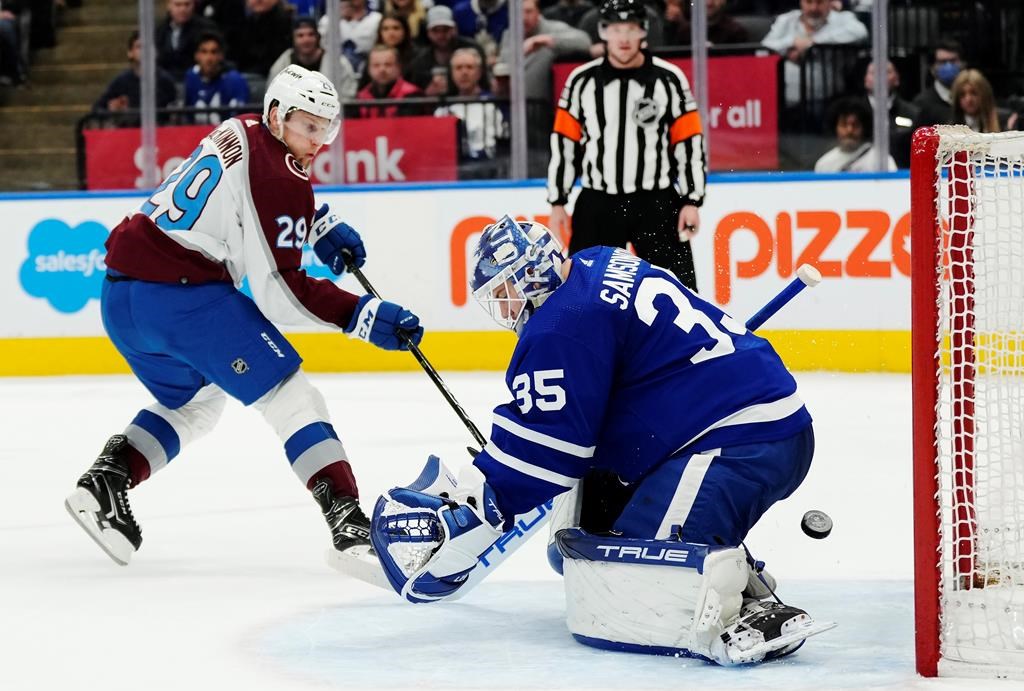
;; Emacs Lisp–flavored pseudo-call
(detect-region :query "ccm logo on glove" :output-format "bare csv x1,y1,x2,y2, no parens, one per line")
309,203,367,275
345,295,424,351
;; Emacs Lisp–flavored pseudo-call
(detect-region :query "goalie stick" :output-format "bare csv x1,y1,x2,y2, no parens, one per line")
329,264,824,596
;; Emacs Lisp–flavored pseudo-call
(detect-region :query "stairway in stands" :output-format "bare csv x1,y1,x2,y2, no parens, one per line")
0,0,145,191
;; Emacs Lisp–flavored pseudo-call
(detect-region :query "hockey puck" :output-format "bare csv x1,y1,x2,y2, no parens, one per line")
801,510,833,539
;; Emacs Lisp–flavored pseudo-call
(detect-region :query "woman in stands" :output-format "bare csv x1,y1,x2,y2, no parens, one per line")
951,68,1019,133
376,13,419,73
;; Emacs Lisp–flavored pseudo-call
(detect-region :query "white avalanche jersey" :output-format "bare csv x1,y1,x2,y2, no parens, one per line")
104,113,358,329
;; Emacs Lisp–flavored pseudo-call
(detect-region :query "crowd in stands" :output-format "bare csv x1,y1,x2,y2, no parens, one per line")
73,0,1024,172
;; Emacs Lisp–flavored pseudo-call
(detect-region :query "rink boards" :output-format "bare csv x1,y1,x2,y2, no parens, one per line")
0,173,912,375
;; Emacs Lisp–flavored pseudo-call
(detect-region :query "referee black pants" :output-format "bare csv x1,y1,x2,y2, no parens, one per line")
568,187,697,292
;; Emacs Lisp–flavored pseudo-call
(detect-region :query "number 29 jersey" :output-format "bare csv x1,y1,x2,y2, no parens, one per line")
103,113,357,330
473,246,812,518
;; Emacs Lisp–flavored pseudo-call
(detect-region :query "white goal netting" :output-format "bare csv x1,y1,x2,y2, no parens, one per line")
931,127,1024,677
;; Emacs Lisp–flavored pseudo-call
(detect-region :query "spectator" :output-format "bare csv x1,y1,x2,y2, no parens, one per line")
951,69,1017,134
268,17,358,99
207,0,293,80
185,32,250,124
357,44,422,117
434,47,506,164
860,59,918,168
376,13,419,77
543,0,594,30
92,31,179,126
319,0,382,77
0,0,25,85
385,0,427,41
497,0,590,101
155,0,218,79
665,0,750,47
452,0,507,63
761,0,867,108
814,97,896,172
578,3,664,56
407,6,486,96
912,38,963,127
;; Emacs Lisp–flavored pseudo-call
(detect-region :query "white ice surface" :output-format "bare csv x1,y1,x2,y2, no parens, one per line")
1,372,1021,690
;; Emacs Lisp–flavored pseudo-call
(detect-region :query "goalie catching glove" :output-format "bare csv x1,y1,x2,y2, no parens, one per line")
371,460,503,603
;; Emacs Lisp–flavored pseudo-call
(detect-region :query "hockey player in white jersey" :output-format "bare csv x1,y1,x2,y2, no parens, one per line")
369,216,833,665
65,66,423,566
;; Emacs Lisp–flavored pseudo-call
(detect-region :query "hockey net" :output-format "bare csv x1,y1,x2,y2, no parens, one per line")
912,125,1024,679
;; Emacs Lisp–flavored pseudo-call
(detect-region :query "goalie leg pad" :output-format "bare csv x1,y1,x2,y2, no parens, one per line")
555,528,748,662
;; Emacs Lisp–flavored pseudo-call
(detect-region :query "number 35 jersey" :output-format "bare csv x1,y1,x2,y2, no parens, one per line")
103,113,358,330
473,246,812,518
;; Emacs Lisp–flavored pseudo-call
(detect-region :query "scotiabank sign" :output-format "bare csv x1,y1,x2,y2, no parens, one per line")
552,54,780,170
83,116,458,190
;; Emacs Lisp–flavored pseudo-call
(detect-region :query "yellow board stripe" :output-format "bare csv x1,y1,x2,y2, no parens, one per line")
0,330,912,377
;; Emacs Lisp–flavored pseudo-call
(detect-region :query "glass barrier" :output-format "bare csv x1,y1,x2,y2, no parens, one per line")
2,0,1024,191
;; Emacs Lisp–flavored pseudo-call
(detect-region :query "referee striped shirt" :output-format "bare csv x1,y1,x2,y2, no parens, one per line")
547,54,707,206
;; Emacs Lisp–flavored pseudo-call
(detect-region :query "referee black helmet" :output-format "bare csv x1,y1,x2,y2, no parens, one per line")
598,0,648,31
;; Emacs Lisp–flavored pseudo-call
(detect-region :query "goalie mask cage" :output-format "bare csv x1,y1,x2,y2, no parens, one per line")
912,125,1024,679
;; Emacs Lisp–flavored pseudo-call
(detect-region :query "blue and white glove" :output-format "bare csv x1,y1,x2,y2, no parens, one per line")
371,470,505,603
344,294,424,350
309,203,366,275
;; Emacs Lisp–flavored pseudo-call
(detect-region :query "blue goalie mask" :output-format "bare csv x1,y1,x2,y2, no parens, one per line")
470,215,566,333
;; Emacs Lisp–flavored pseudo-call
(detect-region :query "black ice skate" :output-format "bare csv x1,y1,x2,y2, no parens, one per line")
311,478,371,553
713,600,837,665
315,479,392,589
64,435,142,566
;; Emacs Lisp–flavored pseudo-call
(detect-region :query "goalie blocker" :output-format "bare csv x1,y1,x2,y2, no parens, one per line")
555,529,835,665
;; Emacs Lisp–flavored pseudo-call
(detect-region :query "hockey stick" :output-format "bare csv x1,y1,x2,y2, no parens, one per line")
344,257,487,452
330,264,823,595
745,265,822,331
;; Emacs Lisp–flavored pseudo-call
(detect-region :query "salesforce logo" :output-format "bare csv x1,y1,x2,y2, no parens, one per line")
19,219,109,313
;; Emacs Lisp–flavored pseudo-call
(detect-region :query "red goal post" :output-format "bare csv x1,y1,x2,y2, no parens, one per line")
912,125,1024,679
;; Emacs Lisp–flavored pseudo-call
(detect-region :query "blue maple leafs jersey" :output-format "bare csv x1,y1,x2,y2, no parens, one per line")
474,246,812,520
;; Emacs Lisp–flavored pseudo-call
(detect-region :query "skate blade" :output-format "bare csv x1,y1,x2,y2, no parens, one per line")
324,545,391,591
64,488,134,567
729,619,837,665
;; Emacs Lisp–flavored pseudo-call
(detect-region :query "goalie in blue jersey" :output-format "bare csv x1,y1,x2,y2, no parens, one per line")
370,216,834,665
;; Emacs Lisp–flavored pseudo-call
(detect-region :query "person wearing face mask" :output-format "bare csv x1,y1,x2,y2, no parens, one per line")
912,38,964,127
761,0,868,109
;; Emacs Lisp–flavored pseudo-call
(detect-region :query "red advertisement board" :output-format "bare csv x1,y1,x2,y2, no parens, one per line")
552,54,780,171
84,115,459,190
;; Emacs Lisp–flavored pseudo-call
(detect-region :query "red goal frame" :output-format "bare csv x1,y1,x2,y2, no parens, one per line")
911,126,979,678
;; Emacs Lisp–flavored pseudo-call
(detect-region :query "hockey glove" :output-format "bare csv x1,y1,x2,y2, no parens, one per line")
345,294,424,351
371,482,504,603
310,203,366,275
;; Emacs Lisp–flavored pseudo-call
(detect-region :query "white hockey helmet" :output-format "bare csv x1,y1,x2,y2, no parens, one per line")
263,65,341,145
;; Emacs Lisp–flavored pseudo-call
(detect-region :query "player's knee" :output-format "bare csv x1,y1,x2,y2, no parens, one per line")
555,528,747,664
149,385,227,446
183,385,227,436
253,370,331,440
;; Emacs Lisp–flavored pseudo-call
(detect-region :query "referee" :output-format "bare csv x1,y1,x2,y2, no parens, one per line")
547,0,706,291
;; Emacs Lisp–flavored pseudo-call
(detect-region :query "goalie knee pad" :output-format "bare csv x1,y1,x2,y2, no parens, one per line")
555,528,748,663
